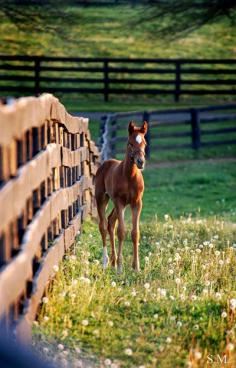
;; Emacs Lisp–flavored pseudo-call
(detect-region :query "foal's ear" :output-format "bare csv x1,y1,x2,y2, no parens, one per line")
128,121,135,135
140,121,148,135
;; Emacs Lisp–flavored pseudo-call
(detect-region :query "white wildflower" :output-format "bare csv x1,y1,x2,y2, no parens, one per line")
81,319,89,326
227,343,234,351
175,253,181,261
194,351,202,360
229,298,236,310
221,311,227,318
177,321,182,328
175,278,181,285
131,289,137,297
124,348,133,356
166,337,172,344
144,282,150,289
111,281,116,287
164,214,169,221
42,297,49,304
108,321,114,327
104,359,112,366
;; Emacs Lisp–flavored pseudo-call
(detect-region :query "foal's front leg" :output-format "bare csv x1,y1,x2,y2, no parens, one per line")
115,201,125,274
131,200,142,272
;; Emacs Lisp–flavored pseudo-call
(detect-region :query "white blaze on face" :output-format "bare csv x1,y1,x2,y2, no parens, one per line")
135,134,142,144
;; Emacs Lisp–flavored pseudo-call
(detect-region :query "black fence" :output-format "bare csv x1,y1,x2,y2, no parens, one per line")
0,55,236,102
99,104,236,160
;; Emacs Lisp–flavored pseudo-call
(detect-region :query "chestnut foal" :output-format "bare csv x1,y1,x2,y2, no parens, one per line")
95,121,148,273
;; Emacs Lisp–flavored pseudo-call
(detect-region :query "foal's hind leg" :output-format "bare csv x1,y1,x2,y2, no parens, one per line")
108,208,118,267
96,194,109,268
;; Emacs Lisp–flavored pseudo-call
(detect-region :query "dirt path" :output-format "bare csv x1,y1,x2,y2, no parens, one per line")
147,157,236,168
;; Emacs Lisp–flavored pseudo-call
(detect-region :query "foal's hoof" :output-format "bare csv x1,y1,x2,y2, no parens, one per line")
102,256,109,269
117,265,123,274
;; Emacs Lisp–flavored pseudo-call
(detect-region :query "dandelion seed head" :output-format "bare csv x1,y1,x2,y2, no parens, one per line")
229,298,236,310
175,278,181,285
227,343,234,351
81,319,89,326
177,321,182,327
194,351,202,360
124,348,133,356
104,358,112,366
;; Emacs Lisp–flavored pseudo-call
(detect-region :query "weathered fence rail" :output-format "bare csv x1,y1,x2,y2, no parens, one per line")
0,94,100,341
99,104,236,160
0,55,236,102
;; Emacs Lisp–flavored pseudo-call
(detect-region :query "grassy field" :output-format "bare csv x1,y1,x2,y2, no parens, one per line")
4,4,235,365
1,5,235,58
0,4,236,111
34,160,236,367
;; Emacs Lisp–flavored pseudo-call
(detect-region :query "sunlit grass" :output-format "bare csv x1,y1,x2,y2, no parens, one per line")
34,218,236,367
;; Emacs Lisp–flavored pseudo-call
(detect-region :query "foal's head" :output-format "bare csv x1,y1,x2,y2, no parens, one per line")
127,121,148,170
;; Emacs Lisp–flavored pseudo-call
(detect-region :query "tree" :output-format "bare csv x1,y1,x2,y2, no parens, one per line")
135,0,236,38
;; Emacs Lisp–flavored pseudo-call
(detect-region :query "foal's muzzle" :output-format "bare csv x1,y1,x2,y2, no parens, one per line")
136,157,145,170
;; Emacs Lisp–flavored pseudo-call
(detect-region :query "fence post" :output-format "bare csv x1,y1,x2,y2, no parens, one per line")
190,108,201,149
103,59,109,102
110,117,117,157
34,57,41,96
143,111,151,159
99,115,107,149
175,61,181,102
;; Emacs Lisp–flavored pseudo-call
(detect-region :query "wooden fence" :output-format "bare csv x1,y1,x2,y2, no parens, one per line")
0,55,236,102
0,94,100,341
99,104,236,160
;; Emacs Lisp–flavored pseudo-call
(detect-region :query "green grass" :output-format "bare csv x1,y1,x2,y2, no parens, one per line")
0,5,236,111
1,6,235,58
34,160,236,367
34,219,236,367
142,162,236,221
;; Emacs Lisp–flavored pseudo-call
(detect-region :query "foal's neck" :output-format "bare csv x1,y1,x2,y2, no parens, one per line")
123,151,138,178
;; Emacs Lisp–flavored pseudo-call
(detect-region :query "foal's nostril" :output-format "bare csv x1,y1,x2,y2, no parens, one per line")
137,158,144,167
